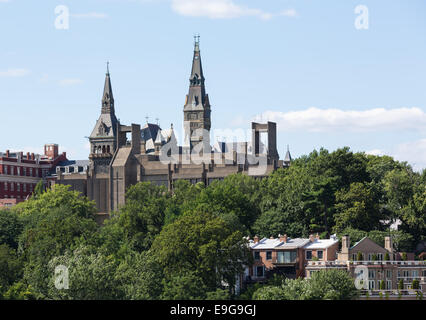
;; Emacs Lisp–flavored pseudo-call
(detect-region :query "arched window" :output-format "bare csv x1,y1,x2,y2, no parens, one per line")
107,145,110,153
102,146,106,154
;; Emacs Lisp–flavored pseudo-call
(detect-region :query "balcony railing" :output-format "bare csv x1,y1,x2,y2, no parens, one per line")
272,258,298,265
307,260,426,267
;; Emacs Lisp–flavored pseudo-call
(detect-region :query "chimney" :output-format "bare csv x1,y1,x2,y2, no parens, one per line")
254,235,259,243
31,153,35,160
342,235,350,254
6,150,10,157
270,236,274,239
27,152,30,159
384,236,393,253
279,234,288,243
316,233,320,240
309,234,315,242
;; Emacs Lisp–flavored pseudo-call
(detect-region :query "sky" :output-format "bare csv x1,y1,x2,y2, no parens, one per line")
0,0,426,171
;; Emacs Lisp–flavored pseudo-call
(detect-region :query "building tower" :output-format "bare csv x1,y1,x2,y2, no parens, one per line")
89,63,119,173
183,35,211,151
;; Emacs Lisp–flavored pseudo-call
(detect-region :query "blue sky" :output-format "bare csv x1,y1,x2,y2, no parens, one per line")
1,0,426,170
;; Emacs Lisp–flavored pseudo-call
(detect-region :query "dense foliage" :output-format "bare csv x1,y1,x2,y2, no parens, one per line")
0,147,424,300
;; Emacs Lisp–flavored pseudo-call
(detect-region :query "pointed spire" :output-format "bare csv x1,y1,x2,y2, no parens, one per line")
284,145,292,167
102,62,114,114
190,34,205,88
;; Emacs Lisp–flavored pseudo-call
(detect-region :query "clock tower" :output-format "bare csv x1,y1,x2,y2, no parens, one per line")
183,36,211,151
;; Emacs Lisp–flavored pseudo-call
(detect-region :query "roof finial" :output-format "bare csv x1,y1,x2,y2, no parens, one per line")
106,61,110,75
287,144,290,152
145,116,149,124
194,33,200,45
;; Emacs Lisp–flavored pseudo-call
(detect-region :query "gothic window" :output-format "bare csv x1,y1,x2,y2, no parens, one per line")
102,146,106,154
107,145,110,153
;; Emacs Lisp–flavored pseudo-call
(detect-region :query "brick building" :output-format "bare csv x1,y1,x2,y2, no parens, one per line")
305,236,426,296
245,234,339,283
0,144,67,208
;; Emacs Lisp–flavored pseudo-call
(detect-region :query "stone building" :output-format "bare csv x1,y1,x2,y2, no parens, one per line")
53,37,288,217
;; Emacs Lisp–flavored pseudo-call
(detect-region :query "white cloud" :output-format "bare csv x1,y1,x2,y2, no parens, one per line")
71,13,109,19
0,68,30,77
280,9,298,17
59,78,83,86
255,107,426,133
0,0,11,3
392,138,426,172
171,0,296,20
365,149,385,156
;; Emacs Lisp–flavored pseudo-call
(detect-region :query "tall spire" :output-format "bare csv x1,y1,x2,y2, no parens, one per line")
102,62,114,115
183,34,211,149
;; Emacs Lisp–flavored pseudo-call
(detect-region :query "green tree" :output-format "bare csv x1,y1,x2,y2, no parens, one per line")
0,244,24,298
205,289,230,300
21,205,98,299
334,182,382,232
161,272,207,300
252,286,287,300
33,180,45,199
0,209,23,249
308,269,358,300
412,279,420,290
193,174,261,234
115,250,164,300
109,182,169,252
47,245,121,300
254,166,312,238
151,211,251,293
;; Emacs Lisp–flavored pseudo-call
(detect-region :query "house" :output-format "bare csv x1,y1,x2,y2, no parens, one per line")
245,234,339,283
306,235,426,295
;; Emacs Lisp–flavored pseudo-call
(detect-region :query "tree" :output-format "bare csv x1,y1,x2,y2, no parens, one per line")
21,205,99,299
193,174,261,234
33,180,45,199
302,176,338,235
115,250,164,300
308,269,358,300
47,245,121,300
161,272,207,300
13,184,96,221
334,182,382,232
151,211,251,293
110,182,169,252
0,244,24,298
254,166,313,238
205,289,230,300
0,209,23,249
252,286,287,300
412,279,419,290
